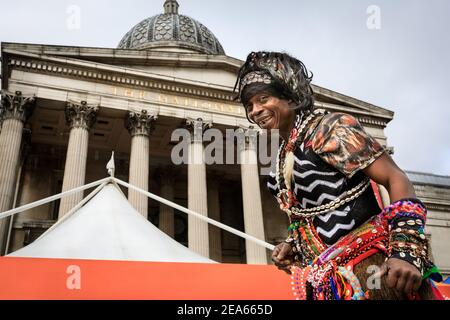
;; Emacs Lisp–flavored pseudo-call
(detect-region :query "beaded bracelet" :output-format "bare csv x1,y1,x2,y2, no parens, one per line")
390,230,426,245
381,198,431,274
381,198,427,222
389,242,427,258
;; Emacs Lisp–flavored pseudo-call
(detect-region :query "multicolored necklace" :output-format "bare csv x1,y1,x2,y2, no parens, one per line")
275,109,323,211
275,108,371,218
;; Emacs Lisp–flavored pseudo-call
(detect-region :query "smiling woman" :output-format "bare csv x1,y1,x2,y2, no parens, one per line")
234,51,443,300
236,54,314,136
245,93,294,138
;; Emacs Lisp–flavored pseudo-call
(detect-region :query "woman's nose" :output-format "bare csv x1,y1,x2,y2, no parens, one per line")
249,103,264,118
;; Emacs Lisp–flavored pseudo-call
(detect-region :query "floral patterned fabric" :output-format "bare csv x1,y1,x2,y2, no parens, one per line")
309,112,385,178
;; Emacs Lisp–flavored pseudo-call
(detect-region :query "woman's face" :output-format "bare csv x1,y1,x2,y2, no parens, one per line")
245,92,295,131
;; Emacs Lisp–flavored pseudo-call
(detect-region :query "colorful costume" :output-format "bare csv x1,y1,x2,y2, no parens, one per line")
271,110,441,299
235,52,442,300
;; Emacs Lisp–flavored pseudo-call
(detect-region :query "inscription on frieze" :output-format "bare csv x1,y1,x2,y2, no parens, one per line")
112,86,244,117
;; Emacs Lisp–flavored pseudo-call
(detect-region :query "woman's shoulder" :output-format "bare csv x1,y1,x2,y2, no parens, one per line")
318,112,359,130
311,111,362,140
307,110,385,178
303,110,355,143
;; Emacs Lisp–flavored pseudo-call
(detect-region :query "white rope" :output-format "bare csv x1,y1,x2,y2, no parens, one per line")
114,178,276,251
36,180,110,241
0,177,111,220
0,175,276,252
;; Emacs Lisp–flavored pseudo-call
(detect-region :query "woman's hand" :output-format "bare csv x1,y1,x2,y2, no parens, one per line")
271,242,295,275
376,258,422,294
365,154,424,295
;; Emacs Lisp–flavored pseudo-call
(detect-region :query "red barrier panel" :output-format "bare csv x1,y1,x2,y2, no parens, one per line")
435,283,450,300
0,257,294,300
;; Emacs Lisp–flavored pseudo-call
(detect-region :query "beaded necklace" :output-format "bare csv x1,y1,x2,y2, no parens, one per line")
275,110,322,211
276,109,328,263
275,109,370,218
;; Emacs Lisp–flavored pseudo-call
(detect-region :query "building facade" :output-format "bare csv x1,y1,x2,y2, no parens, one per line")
406,171,450,278
0,1,447,275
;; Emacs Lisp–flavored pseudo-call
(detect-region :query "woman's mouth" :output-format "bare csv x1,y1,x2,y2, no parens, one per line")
258,116,273,128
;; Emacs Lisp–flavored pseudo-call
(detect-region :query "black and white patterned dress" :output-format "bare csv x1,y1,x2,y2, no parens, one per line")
267,112,385,246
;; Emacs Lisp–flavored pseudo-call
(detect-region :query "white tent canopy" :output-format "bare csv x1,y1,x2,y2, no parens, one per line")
8,183,214,263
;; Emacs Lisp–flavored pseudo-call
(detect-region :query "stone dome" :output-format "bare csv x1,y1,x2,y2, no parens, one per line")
117,0,225,55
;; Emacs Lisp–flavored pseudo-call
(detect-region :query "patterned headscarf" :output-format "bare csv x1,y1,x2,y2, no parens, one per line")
234,51,314,111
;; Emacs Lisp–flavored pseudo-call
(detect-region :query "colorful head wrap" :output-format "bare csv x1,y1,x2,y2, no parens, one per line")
240,71,272,89
234,51,315,111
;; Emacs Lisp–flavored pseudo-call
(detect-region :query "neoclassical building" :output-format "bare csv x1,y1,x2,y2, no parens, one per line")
0,1,448,275
406,171,450,278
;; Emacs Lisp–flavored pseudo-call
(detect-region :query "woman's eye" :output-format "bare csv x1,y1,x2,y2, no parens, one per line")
259,96,268,103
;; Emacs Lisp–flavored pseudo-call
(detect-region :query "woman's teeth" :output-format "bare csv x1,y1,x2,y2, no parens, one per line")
259,117,271,126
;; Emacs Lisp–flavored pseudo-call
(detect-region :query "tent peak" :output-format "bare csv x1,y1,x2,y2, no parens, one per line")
106,151,115,177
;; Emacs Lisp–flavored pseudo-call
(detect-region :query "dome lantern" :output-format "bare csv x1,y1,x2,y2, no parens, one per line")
117,0,225,55
164,0,179,14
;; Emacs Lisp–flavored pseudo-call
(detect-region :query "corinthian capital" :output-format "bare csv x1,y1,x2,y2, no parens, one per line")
0,90,35,123
185,118,212,143
65,101,99,130
125,110,158,137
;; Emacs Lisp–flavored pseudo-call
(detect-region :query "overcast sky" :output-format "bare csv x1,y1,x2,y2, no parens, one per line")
1,0,449,176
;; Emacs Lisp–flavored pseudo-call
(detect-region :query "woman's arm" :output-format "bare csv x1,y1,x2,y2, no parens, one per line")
310,112,432,295
362,152,416,201
363,152,423,294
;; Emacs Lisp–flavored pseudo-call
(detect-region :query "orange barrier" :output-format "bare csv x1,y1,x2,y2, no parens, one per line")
0,257,294,300
435,283,450,300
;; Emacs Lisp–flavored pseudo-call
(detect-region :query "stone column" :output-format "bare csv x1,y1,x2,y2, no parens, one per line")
239,127,267,264
125,110,156,218
0,91,35,255
208,175,222,262
58,101,98,219
158,167,175,237
186,118,211,258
